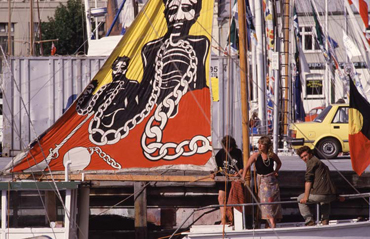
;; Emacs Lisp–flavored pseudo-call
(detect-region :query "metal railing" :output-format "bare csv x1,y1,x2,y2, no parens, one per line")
169,192,370,239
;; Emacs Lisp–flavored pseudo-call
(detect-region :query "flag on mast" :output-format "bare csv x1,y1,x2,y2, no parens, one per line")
311,3,330,61
225,1,239,55
264,0,274,50
343,30,361,59
292,4,306,122
349,77,370,175
246,0,257,46
293,5,310,74
348,0,370,44
311,3,342,76
51,42,56,55
348,0,370,28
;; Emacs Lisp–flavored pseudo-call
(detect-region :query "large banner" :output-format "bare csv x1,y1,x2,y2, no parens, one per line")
7,0,214,172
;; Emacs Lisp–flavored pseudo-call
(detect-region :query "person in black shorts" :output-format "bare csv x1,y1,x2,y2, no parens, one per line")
215,135,243,224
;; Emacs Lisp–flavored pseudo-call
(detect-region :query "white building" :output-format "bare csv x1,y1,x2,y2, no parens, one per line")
0,0,107,56
295,0,369,113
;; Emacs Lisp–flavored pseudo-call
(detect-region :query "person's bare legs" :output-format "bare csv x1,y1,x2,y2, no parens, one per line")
264,218,276,228
218,190,227,224
269,218,276,228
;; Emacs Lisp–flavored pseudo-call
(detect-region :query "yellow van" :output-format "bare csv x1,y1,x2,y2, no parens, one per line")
288,104,349,159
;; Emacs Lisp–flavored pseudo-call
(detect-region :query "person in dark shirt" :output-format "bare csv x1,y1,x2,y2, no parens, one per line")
296,146,337,226
242,136,282,228
249,112,261,134
215,135,243,225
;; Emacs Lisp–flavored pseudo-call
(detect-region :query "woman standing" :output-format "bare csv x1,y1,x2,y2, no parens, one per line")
215,135,243,225
242,136,282,228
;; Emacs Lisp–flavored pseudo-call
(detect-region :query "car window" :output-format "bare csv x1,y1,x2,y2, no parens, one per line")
313,105,332,122
332,107,349,123
308,109,316,116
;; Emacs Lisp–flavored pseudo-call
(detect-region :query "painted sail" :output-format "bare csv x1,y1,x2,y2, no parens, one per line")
5,0,215,173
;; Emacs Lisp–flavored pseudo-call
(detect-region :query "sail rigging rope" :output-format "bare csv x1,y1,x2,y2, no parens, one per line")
290,0,369,204
1,1,256,238
0,46,87,238
2,0,370,238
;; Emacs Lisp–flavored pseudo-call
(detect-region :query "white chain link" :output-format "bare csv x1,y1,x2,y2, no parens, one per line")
89,146,122,169
76,83,109,115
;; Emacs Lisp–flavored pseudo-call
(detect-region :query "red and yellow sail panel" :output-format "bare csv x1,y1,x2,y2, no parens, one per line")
7,0,215,173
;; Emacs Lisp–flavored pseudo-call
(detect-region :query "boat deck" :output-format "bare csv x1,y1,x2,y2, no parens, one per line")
184,220,370,239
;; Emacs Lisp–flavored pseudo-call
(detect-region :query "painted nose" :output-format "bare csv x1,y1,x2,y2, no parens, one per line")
173,8,186,21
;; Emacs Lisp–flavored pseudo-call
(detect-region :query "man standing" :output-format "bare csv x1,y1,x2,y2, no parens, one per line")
296,146,336,226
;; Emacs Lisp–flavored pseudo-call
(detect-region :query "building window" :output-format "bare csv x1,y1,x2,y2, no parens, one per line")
306,79,322,95
0,24,5,33
0,36,14,55
0,23,14,33
304,74,324,99
300,26,320,52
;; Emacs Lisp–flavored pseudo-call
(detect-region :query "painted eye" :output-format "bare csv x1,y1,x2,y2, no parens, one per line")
168,6,178,15
181,5,192,12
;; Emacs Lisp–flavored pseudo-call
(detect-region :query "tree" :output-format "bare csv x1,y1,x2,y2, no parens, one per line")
39,0,86,55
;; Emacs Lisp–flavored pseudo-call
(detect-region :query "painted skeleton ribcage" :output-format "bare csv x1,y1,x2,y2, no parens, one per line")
158,47,197,91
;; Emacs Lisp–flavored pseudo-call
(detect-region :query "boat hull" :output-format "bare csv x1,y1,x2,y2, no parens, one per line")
183,221,370,239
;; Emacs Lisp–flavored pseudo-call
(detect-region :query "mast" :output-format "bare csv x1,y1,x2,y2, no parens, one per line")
250,0,258,104
133,0,138,17
36,0,43,55
325,0,329,106
344,0,349,64
84,0,92,43
272,0,280,152
95,0,99,40
312,0,337,104
255,0,266,134
7,0,11,56
282,0,290,136
30,0,34,56
237,0,251,181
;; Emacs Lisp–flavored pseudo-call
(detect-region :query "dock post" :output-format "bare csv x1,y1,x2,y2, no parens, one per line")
134,182,147,239
1,190,7,239
78,185,90,239
45,191,57,226
64,189,71,239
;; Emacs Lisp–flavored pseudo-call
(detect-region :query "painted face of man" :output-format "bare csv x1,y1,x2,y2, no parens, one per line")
165,0,199,35
112,60,127,78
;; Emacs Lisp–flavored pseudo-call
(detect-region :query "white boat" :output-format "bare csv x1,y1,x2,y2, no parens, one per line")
182,193,370,239
185,221,370,239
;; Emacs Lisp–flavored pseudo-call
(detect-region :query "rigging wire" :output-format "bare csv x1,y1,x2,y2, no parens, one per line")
283,0,369,203
2,0,370,237
0,46,85,237
284,1,368,201
1,1,224,236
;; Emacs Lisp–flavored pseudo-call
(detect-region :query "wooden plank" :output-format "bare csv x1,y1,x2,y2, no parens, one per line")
134,182,147,239
45,191,57,224
0,182,79,190
15,174,228,182
78,186,90,239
